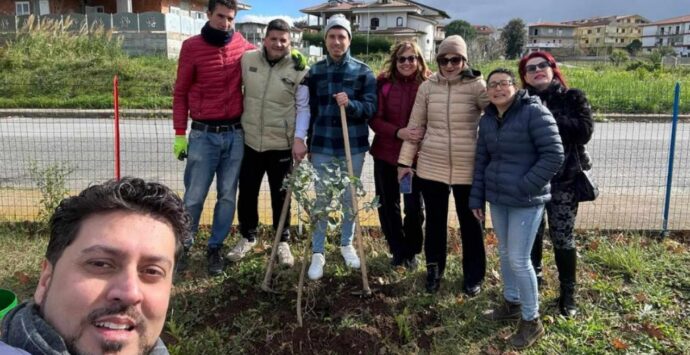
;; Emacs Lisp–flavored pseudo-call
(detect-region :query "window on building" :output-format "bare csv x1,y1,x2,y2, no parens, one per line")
587,29,592,34
533,39,536,43
15,1,30,15
676,26,680,34
661,27,665,35
596,38,600,43
370,17,379,29
585,39,589,44
597,28,601,33
533,29,539,35
396,17,403,27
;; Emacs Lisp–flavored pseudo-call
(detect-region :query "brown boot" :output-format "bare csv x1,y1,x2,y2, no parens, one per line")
483,299,521,321
510,318,545,349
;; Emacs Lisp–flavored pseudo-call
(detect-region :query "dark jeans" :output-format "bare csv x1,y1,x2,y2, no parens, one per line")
373,159,424,259
237,145,292,242
419,178,486,287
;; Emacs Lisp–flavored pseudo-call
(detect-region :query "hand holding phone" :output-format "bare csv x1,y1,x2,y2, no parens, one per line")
400,173,412,194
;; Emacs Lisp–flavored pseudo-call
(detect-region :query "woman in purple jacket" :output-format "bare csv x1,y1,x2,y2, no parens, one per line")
369,41,430,269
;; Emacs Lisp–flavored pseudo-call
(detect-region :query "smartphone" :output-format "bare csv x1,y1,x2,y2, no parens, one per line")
400,173,412,194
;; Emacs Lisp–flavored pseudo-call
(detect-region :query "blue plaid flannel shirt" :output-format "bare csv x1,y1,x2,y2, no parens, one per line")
306,51,377,156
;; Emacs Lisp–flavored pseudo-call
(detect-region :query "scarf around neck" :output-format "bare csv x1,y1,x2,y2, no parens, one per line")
201,22,233,47
1,301,169,355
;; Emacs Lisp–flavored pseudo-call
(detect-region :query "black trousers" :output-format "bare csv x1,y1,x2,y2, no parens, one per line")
237,145,292,242
418,178,486,287
373,159,424,259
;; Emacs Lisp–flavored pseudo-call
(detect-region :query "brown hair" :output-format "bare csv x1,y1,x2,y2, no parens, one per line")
380,41,430,84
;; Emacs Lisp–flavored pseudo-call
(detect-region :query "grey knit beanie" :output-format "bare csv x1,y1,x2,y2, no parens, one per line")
437,35,468,61
324,14,351,39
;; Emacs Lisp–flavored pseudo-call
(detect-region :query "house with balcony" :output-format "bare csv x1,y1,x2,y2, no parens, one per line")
300,0,449,60
641,14,690,57
0,0,250,58
563,15,648,55
526,22,577,56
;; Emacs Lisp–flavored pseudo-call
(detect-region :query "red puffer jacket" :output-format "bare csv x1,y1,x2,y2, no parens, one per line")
369,73,422,166
173,32,255,134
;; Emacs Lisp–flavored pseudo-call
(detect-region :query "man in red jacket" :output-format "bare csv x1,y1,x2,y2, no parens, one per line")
172,0,254,276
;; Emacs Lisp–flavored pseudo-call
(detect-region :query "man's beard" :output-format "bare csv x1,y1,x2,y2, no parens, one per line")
40,286,153,355
65,303,152,355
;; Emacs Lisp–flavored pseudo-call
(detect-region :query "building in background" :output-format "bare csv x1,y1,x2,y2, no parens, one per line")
563,14,648,55
641,14,690,57
0,0,251,58
526,22,577,56
300,0,449,60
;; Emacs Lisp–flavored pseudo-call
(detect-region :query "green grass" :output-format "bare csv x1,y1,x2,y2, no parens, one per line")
2,223,689,354
1,24,689,114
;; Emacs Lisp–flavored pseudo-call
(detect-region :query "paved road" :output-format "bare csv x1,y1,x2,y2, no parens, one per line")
1,117,689,229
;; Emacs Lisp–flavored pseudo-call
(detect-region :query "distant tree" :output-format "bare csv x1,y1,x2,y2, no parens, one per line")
350,34,393,55
302,32,323,47
445,20,477,42
501,18,526,59
467,36,505,63
293,20,308,29
625,39,642,56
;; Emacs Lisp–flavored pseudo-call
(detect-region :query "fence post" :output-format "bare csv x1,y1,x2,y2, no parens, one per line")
661,82,681,238
113,75,121,181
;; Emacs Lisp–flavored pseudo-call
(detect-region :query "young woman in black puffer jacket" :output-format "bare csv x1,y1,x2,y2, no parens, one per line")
518,51,594,317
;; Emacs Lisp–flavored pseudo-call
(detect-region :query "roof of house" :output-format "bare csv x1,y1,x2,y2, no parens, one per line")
648,14,690,25
301,0,449,19
529,22,577,28
301,0,364,13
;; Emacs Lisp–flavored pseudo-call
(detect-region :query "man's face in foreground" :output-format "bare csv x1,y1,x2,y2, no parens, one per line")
34,211,176,354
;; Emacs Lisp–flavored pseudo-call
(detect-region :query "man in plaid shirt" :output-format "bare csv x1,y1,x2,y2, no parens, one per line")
306,14,377,280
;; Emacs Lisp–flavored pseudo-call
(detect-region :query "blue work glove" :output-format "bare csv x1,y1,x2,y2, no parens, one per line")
291,49,307,71
173,135,188,160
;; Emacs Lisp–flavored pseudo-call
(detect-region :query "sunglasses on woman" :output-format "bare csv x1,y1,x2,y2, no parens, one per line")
397,55,418,64
525,61,553,73
437,56,463,67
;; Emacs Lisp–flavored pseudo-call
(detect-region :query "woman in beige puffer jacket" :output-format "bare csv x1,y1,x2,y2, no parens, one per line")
398,35,490,294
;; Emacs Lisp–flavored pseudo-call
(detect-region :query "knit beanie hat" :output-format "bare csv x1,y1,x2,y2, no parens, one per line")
437,35,467,61
324,14,351,39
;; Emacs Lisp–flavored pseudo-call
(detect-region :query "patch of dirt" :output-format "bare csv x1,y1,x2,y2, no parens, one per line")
201,274,437,354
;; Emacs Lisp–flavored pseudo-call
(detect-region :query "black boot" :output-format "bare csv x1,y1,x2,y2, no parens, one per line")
207,246,224,276
425,263,441,293
554,248,577,317
531,217,546,290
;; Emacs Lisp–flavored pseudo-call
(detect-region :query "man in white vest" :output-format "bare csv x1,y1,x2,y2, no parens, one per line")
226,18,309,266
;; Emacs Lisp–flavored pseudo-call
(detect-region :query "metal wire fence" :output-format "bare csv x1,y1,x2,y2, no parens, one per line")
0,84,688,231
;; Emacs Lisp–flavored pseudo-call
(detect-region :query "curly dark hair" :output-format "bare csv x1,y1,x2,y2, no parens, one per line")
46,177,191,266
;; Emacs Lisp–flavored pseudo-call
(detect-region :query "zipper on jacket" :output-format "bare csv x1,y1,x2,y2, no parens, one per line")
446,80,453,184
259,62,274,151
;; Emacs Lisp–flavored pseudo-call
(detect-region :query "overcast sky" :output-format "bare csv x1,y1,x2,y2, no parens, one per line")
240,0,689,27
411,0,688,26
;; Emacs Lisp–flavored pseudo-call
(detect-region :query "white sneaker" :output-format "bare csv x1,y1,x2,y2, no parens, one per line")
276,242,294,267
340,245,360,269
308,253,325,280
226,238,256,262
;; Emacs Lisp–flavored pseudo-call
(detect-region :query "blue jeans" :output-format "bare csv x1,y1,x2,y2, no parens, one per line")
310,152,365,254
490,203,544,321
183,128,244,249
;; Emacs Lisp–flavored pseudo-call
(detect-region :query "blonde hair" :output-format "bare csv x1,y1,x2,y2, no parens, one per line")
380,41,430,84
